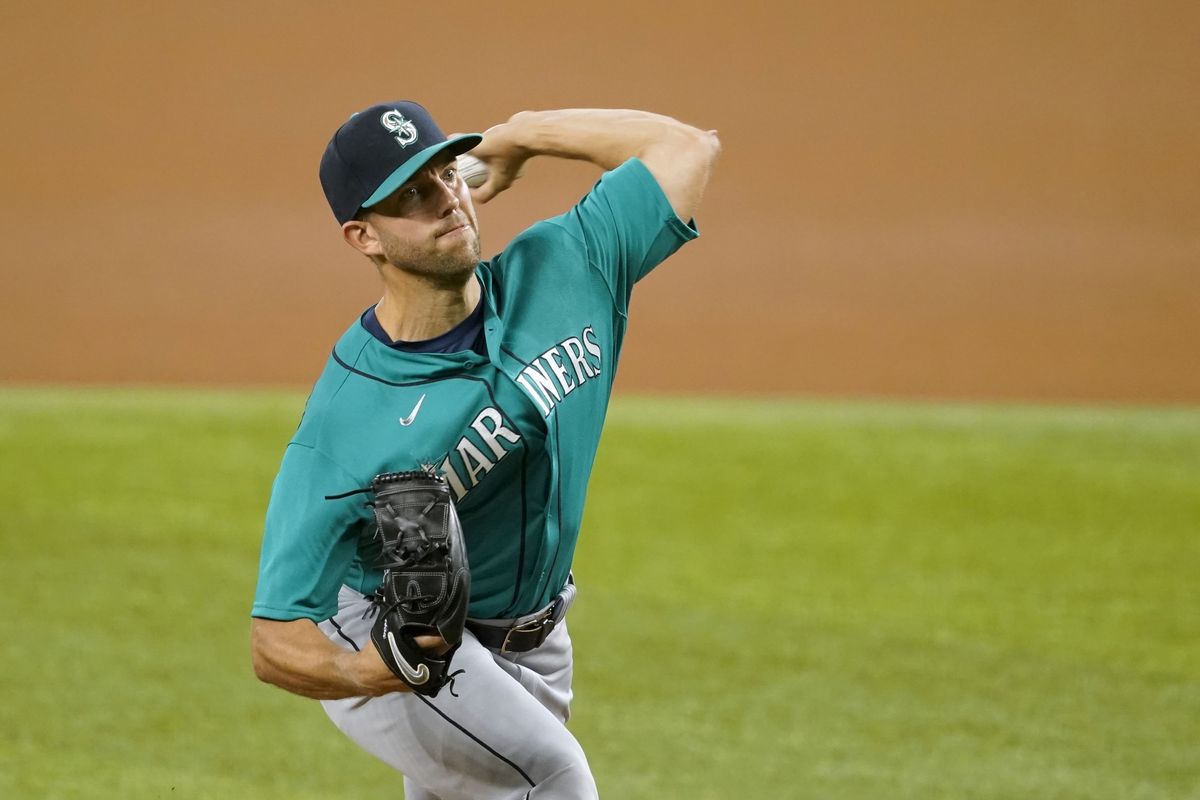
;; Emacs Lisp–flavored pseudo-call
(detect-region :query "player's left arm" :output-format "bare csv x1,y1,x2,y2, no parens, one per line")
469,109,721,221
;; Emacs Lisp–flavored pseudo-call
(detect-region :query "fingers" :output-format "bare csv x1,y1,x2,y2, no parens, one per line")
468,161,511,204
469,158,527,204
470,180,499,205
414,633,451,656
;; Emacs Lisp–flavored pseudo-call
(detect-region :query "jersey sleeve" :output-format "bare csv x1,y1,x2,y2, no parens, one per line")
251,443,369,622
546,157,698,310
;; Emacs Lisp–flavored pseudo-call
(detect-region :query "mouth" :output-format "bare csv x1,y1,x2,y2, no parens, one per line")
436,221,471,239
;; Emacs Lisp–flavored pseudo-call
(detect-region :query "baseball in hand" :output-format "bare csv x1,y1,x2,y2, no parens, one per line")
457,154,490,188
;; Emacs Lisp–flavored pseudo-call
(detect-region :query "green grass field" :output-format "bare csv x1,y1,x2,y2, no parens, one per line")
1,387,1197,799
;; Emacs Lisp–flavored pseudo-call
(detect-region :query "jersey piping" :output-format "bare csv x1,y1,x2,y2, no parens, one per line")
499,342,567,604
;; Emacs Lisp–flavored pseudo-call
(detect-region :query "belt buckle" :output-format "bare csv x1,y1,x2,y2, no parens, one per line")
500,609,554,654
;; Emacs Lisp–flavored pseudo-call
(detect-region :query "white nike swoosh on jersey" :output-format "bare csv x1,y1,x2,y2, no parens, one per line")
388,631,431,685
399,394,426,427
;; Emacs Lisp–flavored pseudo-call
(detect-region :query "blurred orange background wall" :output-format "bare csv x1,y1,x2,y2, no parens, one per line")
2,1,1196,402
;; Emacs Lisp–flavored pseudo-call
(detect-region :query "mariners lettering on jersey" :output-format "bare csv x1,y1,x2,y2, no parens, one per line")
514,326,603,417
438,406,522,501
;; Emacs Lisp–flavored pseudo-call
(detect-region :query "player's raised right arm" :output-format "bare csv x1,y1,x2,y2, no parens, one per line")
250,617,413,699
469,109,720,221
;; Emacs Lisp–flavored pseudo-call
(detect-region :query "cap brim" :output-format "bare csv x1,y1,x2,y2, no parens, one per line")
361,133,484,209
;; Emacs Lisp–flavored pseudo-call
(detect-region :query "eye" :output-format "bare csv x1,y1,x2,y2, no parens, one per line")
403,186,420,200
443,167,458,183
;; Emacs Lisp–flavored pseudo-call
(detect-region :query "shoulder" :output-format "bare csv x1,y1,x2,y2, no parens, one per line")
479,209,589,287
287,320,378,455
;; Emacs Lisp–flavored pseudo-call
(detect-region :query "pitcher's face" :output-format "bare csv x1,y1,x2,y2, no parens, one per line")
354,151,481,283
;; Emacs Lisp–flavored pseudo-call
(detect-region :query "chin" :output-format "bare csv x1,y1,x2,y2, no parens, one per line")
449,233,481,267
422,251,480,287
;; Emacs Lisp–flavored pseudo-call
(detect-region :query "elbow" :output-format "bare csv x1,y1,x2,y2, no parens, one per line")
698,130,721,181
705,129,721,164
635,115,721,220
250,646,273,685
251,648,274,684
674,122,721,168
658,124,721,187
249,621,280,685
696,124,721,155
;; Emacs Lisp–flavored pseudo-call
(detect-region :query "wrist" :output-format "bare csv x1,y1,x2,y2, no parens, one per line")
488,110,544,159
334,648,372,694
341,643,412,697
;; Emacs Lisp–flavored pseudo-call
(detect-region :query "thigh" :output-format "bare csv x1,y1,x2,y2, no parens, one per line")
492,620,575,724
319,590,596,800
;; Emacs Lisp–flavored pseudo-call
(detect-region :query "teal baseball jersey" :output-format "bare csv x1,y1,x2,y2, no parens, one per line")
252,157,697,622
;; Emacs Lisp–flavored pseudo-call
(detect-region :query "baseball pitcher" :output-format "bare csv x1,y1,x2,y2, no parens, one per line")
250,101,719,798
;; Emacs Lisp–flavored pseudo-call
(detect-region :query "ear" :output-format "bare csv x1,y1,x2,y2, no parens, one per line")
342,218,383,258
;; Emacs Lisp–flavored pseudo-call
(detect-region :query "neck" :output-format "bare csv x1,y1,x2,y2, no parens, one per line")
374,270,480,343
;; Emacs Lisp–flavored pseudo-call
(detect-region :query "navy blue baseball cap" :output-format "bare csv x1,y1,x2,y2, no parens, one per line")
319,101,482,224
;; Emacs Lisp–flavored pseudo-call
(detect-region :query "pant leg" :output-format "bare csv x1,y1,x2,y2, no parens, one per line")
318,588,597,800
402,777,441,800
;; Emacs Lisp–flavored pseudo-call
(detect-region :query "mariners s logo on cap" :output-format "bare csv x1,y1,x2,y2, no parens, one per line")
380,110,419,147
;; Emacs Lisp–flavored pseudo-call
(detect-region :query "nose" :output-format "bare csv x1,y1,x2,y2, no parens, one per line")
435,175,461,218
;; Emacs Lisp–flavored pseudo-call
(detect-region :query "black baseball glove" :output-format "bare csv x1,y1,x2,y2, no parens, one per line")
362,469,471,697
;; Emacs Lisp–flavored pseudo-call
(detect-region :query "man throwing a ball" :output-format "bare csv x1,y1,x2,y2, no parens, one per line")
250,101,719,798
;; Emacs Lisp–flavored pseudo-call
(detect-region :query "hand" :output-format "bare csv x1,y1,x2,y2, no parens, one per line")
461,121,532,204
343,633,450,696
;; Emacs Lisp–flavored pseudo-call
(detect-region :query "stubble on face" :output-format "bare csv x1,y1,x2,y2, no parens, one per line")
366,154,483,287
375,218,480,286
